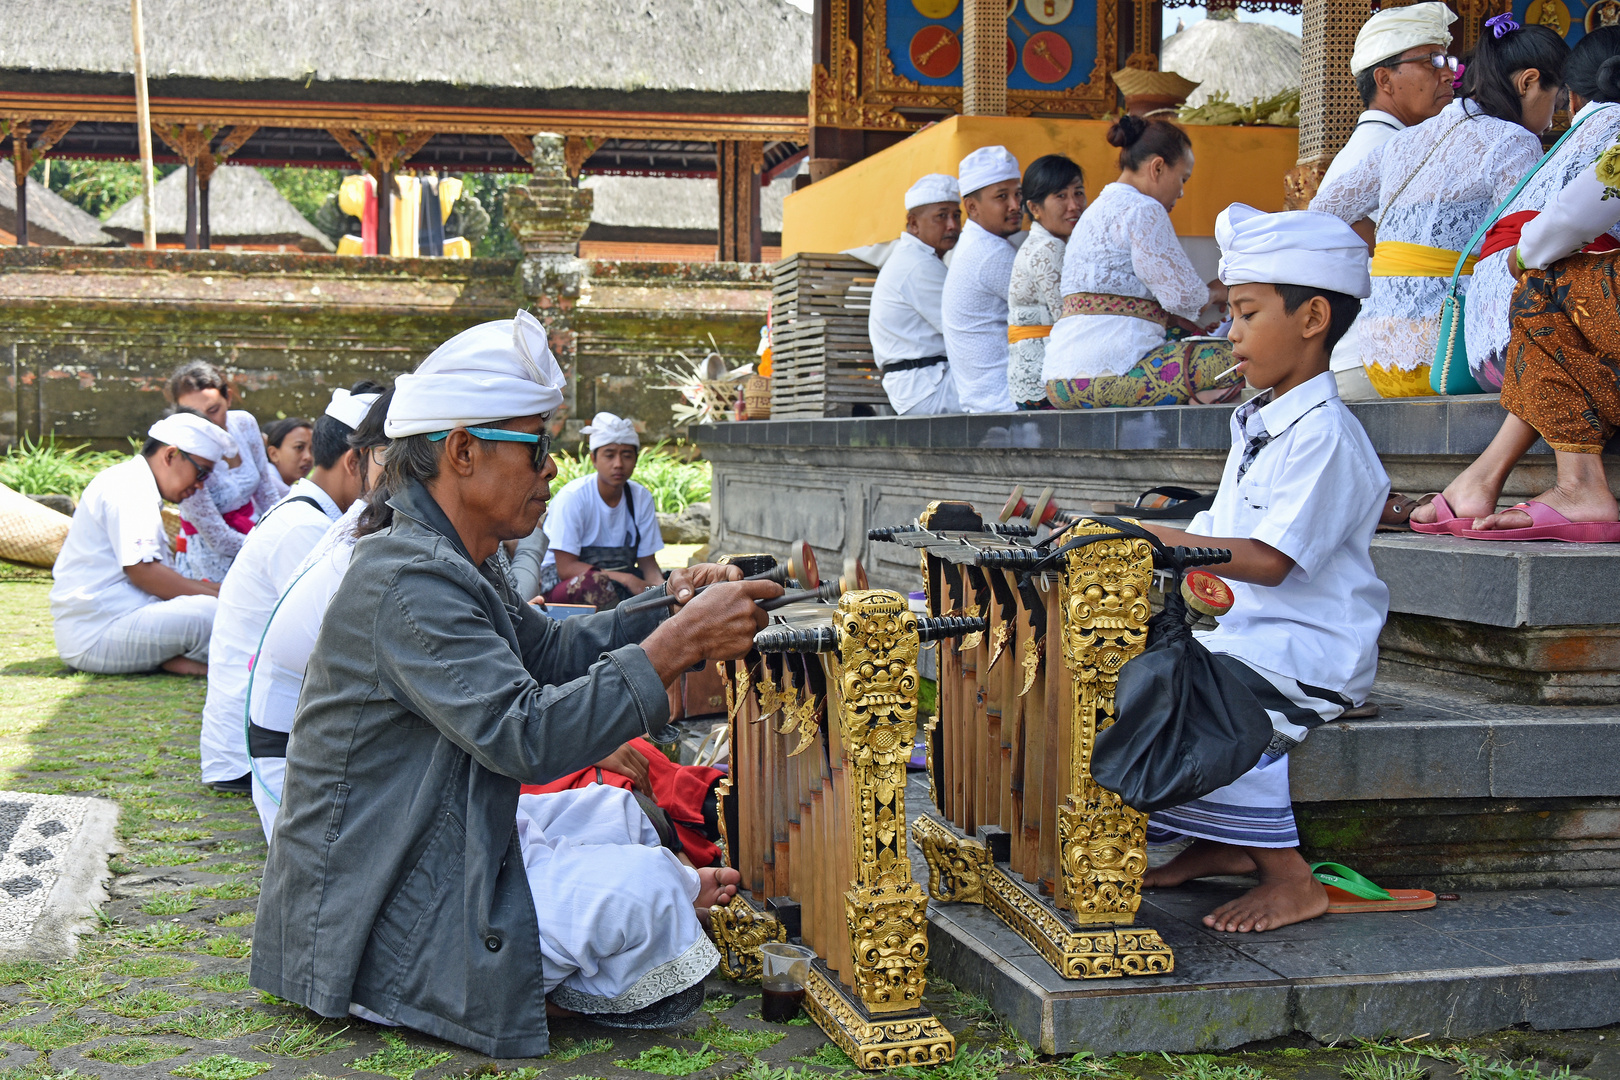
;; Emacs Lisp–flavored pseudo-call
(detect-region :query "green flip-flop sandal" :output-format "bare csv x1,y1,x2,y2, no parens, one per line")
1310,861,1438,913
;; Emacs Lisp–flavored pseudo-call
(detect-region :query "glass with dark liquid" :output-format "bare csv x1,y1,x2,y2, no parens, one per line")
761,975,806,1022
759,942,816,1023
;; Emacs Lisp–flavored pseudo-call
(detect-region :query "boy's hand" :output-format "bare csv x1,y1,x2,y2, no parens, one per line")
1139,523,1295,588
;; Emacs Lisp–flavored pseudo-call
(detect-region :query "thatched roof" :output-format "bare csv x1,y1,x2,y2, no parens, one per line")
583,173,793,232
103,165,333,251
0,0,810,103
1161,13,1300,108
0,172,115,245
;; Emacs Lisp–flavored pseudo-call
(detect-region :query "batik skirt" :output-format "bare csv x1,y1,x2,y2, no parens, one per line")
1046,337,1238,409
1500,254,1620,454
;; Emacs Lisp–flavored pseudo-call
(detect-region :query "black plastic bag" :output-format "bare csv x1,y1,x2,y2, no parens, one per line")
1091,588,1272,813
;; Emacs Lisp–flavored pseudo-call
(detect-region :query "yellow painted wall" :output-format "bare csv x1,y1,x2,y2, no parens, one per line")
780,115,1299,256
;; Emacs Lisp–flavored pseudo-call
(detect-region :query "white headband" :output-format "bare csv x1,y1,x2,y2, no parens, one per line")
582,412,640,452
906,173,961,210
148,413,239,462
325,389,382,430
958,146,1020,197
1351,2,1455,76
1216,202,1372,299
386,310,567,438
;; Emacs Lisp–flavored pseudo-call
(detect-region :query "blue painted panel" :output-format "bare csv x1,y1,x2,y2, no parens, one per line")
884,0,1099,94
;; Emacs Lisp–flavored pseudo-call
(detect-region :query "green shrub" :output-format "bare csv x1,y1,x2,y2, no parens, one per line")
549,443,710,514
0,438,128,498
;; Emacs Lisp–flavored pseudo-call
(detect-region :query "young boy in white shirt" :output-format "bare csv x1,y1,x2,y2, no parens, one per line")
1137,203,1390,933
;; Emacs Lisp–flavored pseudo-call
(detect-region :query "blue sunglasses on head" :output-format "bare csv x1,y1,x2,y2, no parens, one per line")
427,426,552,470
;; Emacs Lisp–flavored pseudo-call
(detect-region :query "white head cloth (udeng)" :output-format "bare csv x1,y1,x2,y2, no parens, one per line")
324,389,382,430
385,310,566,438
1216,202,1372,299
1351,2,1455,75
958,146,1021,196
905,173,961,210
582,412,640,452
148,413,239,462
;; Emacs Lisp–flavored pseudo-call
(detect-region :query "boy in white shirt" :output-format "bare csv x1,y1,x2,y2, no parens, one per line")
50,412,235,676
1137,203,1390,933
538,412,664,609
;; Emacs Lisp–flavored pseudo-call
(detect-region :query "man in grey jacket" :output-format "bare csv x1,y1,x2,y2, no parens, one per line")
251,313,775,1056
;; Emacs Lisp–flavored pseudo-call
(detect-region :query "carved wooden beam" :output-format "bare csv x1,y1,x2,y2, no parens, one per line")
198,123,258,186
503,132,537,165
563,135,595,179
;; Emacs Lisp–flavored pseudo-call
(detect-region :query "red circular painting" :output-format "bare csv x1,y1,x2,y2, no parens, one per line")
1023,30,1072,83
1007,37,1017,74
910,25,961,78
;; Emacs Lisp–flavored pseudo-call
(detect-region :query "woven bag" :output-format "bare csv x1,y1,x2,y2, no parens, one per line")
0,483,71,569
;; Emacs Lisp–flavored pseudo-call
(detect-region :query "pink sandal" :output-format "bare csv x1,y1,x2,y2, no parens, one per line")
1458,500,1620,543
1409,493,1471,536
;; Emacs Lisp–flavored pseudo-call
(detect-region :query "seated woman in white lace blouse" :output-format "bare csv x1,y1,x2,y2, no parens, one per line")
165,361,289,582
1311,18,1568,397
1463,28,1620,390
1042,116,1234,409
1007,154,1085,410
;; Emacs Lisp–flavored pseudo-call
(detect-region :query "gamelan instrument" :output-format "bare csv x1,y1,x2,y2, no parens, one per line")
870,499,1231,981
704,552,980,1069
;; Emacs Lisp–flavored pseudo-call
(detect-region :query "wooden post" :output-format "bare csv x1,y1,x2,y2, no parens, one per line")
9,126,26,247
131,0,156,250
962,0,1008,117
717,140,763,263
199,163,211,250
377,170,392,257
184,163,199,249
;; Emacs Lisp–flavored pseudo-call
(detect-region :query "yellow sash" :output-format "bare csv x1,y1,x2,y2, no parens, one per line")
1370,240,1478,278
1008,324,1052,343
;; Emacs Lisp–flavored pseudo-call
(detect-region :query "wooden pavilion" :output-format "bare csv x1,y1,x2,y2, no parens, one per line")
0,0,810,260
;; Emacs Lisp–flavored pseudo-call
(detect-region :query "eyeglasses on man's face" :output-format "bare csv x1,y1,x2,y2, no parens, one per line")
1390,51,1460,73
427,426,553,471
177,449,213,484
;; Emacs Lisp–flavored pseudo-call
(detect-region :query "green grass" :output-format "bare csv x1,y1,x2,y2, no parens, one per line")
612,1046,721,1077
695,1019,785,1055
192,880,260,900
109,955,197,978
549,443,710,514
790,1046,857,1071
214,911,256,928
5,1015,107,1051
1343,1054,1429,1080
349,1031,455,1080
25,969,123,1008
701,994,738,1015
85,1037,191,1066
102,988,201,1019
255,1022,353,1059
120,925,208,949
541,1037,614,1064
146,1008,277,1040
196,933,252,959
171,1053,274,1080
207,862,261,876
190,972,250,994
131,845,208,867
0,437,129,498
1160,1055,1266,1080
142,893,199,915
0,961,49,987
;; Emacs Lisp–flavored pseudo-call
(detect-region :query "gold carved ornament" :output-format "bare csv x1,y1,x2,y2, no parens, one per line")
709,896,787,982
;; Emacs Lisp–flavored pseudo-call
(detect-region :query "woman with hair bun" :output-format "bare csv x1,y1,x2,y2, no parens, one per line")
1042,116,1236,409
1461,27,1620,389
164,361,288,582
1312,16,1569,396
1007,154,1085,409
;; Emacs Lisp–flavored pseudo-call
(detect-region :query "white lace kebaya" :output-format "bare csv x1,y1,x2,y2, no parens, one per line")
1311,98,1542,378
1043,182,1209,381
1007,221,1065,407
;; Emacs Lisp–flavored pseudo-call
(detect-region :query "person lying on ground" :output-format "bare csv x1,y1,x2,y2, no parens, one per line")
536,411,663,609
1134,204,1390,933
252,312,770,1055
49,412,232,677
263,417,314,488
198,385,384,795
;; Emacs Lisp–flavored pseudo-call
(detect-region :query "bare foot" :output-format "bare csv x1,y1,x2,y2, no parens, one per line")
161,657,208,677
1142,839,1257,888
1472,482,1619,530
695,866,741,926
1202,847,1327,933
1408,478,1499,526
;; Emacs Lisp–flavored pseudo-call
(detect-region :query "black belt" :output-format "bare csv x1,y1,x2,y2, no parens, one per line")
248,723,290,759
882,355,948,373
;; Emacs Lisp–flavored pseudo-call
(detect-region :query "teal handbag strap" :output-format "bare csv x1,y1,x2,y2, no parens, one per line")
1446,110,1597,289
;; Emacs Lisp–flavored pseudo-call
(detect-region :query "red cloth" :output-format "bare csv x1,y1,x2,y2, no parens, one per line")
1482,210,1620,261
179,501,256,541
521,738,724,867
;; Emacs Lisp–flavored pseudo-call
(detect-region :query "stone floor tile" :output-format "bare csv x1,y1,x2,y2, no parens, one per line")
1230,929,1505,978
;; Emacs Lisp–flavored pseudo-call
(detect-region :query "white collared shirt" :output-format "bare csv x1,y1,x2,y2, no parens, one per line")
1320,109,1404,372
942,219,1018,412
868,231,952,415
200,477,344,781
1187,371,1390,702
49,455,170,660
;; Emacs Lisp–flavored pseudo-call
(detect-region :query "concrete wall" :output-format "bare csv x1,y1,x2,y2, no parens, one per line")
0,248,769,449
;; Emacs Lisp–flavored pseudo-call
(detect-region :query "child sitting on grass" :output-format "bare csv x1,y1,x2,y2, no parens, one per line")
1137,203,1390,932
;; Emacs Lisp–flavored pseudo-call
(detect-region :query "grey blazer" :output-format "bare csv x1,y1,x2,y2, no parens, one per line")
250,478,670,1057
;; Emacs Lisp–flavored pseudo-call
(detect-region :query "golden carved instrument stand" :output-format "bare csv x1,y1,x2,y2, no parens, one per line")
890,510,1175,980
707,578,963,1069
